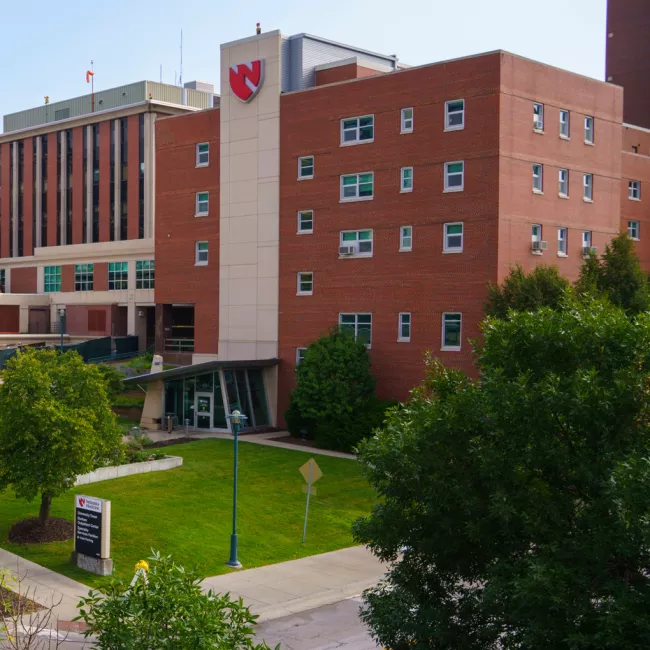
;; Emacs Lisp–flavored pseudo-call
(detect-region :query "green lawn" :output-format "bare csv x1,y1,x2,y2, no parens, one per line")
0,440,374,588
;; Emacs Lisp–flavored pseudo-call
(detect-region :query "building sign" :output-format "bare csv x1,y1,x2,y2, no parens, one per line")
229,60,265,103
74,495,111,559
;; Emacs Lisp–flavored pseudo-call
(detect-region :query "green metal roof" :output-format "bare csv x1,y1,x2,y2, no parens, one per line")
124,358,279,385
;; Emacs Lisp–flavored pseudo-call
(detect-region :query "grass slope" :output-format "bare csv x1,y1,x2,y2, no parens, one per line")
0,439,374,588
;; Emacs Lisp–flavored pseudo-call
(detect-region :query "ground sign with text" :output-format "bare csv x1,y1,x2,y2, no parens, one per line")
74,495,111,559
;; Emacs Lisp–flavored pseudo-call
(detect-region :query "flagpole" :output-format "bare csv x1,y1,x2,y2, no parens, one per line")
91,60,95,113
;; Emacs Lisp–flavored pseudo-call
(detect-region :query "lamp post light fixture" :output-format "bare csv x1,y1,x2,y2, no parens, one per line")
225,408,248,569
57,308,66,352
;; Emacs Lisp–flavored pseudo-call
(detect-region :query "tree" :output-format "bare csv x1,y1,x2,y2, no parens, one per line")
485,263,570,318
354,298,650,649
285,328,382,451
576,233,650,314
96,363,125,402
0,349,123,526
76,551,276,650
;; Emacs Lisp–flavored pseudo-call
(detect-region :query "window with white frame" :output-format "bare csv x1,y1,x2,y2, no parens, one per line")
444,222,464,252
533,164,543,193
584,116,594,144
628,220,640,240
297,272,313,295
297,210,313,234
629,180,641,200
444,161,464,192
533,103,544,131
400,225,412,251
560,110,570,138
532,224,542,251
340,230,373,257
442,313,462,351
340,173,374,201
195,241,209,265
196,192,209,216
445,99,465,130
401,107,413,133
296,348,307,365
340,115,374,144
559,169,569,196
582,231,593,253
398,313,411,342
74,264,94,291
584,174,593,201
108,261,129,290
44,266,61,293
298,156,314,179
401,167,413,192
558,227,568,256
136,260,155,289
339,313,372,347
196,142,209,166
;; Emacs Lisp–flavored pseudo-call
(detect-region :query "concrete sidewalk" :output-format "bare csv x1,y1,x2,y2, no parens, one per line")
202,545,384,621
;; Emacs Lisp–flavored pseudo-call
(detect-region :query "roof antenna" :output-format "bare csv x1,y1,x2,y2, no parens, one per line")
179,29,183,87
256,22,261,35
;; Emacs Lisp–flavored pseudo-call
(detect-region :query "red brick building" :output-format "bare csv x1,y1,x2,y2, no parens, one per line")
145,27,648,432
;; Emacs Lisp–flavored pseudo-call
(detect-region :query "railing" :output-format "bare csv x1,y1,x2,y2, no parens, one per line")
164,338,194,352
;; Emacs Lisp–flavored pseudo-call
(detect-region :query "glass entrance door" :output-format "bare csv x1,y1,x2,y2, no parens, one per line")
195,393,212,430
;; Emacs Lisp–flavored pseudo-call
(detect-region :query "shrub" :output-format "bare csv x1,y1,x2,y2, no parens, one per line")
96,364,125,402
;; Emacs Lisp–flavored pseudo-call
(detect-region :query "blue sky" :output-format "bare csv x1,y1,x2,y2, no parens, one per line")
0,0,607,124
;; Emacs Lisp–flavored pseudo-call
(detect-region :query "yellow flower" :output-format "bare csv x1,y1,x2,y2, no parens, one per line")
134,560,149,573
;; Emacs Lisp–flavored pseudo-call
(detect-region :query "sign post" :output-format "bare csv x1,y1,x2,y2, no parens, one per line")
299,458,323,543
70,495,113,576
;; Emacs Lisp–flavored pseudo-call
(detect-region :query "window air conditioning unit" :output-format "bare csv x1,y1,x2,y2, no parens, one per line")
534,121,544,130
339,245,356,256
532,240,548,251
582,246,597,256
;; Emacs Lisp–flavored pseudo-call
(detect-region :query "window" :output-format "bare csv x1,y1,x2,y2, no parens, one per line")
445,99,465,130
44,266,61,293
444,223,464,252
339,313,372,347
340,230,373,256
340,173,374,201
296,348,307,365
74,264,94,291
584,174,593,201
400,225,412,251
0,269,5,293
584,116,594,144
442,313,462,351
195,241,209,265
108,261,129,291
558,227,568,256
298,156,314,179
532,224,543,252
297,210,313,234
297,272,313,295
341,115,374,144
582,231,593,253
628,220,640,240
629,180,641,200
560,110,570,138
533,164,543,193
196,142,209,167
559,169,569,197
398,313,411,342
444,161,464,192
136,260,155,289
401,167,413,192
401,107,413,133
533,103,544,131
196,192,209,216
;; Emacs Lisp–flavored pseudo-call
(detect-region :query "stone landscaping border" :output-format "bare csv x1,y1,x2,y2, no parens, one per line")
74,456,183,486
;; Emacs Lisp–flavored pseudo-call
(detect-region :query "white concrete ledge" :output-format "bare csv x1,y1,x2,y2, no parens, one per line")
75,455,183,486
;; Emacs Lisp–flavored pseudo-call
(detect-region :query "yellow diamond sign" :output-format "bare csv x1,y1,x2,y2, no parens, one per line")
299,458,323,484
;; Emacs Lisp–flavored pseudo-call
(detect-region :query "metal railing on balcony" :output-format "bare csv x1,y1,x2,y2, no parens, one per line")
164,338,194,352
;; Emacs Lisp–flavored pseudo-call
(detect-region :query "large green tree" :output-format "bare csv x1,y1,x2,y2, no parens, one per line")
485,263,570,318
575,232,650,314
354,298,650,649
0,349,123,525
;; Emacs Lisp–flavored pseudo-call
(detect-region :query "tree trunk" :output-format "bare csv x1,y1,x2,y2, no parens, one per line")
39,494,52,527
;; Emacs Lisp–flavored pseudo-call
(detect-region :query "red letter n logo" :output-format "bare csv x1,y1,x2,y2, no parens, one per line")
229,60,265,103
